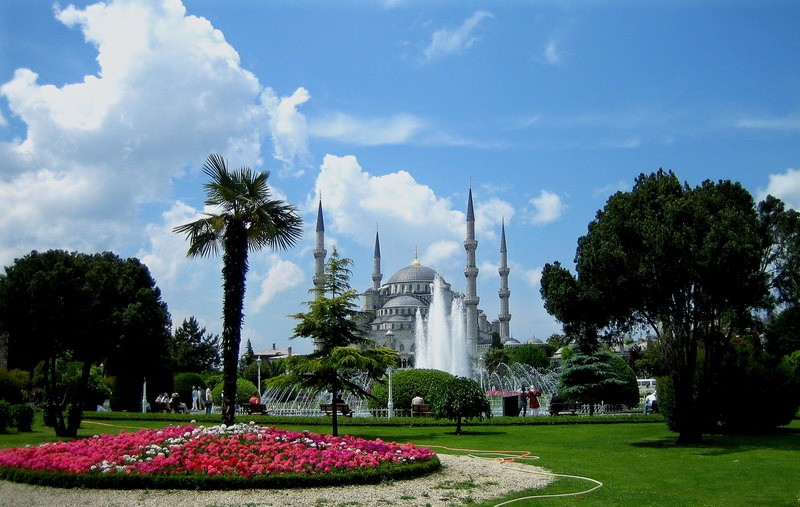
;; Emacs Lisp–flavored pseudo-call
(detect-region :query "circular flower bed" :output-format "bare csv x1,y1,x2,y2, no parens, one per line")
0,423,439,490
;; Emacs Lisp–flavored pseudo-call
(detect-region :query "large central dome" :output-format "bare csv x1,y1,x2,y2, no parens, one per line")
386,259,438,285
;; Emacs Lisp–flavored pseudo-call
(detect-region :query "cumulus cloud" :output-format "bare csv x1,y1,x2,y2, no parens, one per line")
312,154,510,275
0,0,300,266
249,254,305,313
758,168,800,210
310,112,426,146
423,10,493,61
262,86,311,175
527,190,566,225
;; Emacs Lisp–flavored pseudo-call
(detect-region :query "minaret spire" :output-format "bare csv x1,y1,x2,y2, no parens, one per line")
498,218,511,340
464,187,479,374
372,226,382,290
312,199,327,352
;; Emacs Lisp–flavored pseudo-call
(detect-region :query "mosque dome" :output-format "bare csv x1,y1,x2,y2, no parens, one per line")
386,260,438,285
383,295,426,308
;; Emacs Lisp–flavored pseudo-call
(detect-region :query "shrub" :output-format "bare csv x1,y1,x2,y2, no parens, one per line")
0,401,11,433
173,372,207,408
211,378,258,406
0,369,29,404
11,404,33,432
367,369,453,412
558,350,639,413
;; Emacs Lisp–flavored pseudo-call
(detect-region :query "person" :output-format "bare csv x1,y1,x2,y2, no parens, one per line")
411,395,424,406
205,386,213,414
172,393,188,414
518,388,528,417
191,386,200,411
249,395,261,405
644,391,657,414
528,386,542,416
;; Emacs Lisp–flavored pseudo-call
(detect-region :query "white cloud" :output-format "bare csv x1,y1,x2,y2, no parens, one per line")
525,267,543,288
424,10,493,61
0,0,291,265
544,39,561,65
528,190,566,225
313,154,512,275
138,201,201,286
250,255,305,313
310,112,426,146
736,115,800,131
758,168,800,210
262,86,311,175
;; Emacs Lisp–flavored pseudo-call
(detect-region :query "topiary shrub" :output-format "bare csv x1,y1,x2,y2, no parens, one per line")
0,369,29,405
173,372,206,409
0,401,11,433
368,369,453,413
211,378,258,407
11,404,33,432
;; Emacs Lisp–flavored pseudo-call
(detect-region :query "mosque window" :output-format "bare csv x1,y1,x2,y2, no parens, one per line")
399,344,405,352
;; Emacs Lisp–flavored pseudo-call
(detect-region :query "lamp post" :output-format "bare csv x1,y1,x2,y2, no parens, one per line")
142,377,147,413
387,366,394,418
256,357,262,399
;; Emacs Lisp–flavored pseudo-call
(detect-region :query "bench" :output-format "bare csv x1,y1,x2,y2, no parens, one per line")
548,402,581,415
411,403,433,417
320,403,352,417
244,402,270,415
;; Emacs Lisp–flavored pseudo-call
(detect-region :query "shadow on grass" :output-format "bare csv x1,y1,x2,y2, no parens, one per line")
629,426,800,456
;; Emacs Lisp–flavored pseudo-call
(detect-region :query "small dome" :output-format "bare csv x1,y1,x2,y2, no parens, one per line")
383,295,426,308
387,264,438,285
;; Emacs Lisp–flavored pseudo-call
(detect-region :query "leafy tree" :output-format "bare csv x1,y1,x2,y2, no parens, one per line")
173,372,207,409
270,248,396,436
482,348,511,375
0,250,171,435
0,368,30,404
541,171,774,442
368,368,454,412
174,154,302,426
509,344,550,369
558,350,639,415
170,317,221,373
490,332,503,349
427,376,491,434
758,195,800,308
238,339,256,376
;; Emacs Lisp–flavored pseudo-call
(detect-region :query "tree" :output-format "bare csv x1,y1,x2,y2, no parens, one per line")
541,171,771,443
0,250,172,435
170,317,221,373
482,348,511,375
427,376,492,434
174,154,302,426
509,344,550,369
270,248,396,436
558,350,639,415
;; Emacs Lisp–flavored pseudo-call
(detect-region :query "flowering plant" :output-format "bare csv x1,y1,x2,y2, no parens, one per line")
0,423,436,485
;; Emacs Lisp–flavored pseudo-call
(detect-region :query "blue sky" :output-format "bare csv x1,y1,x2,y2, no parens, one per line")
1,1,799,356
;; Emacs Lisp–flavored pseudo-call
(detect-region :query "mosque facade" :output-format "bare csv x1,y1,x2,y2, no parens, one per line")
313,189,516,371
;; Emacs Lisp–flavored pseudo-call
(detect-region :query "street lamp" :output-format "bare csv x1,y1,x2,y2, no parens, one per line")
256,357,262,399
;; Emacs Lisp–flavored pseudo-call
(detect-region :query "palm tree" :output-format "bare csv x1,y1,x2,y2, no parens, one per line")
174,154,302,425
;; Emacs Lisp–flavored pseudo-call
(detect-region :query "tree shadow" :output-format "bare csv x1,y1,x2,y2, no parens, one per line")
629,427,800,456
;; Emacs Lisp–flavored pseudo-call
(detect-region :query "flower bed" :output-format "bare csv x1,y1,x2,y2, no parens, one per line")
0,423,439,490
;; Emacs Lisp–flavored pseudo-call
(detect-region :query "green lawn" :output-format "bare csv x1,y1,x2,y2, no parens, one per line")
2,416,798,506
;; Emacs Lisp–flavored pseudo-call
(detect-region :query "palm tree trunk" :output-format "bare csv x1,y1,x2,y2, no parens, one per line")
221,222,248,426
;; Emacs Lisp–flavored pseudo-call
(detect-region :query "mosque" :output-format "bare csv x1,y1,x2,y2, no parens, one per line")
312,188,517,372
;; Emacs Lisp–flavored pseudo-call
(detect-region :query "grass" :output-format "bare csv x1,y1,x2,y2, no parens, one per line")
1,416,798,506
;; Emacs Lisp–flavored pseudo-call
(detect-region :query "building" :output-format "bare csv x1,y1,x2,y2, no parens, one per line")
313,188,514,372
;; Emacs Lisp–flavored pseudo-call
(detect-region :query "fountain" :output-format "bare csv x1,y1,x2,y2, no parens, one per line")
414,275,471,377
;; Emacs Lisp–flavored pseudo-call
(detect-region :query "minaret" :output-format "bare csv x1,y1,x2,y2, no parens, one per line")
372,227,382,290
312,199,327,353
498,219,511,340
464,187,479,373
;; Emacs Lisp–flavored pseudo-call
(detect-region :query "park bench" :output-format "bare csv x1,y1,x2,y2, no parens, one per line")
320,403,352,417
411,403,433,417
548,402,581,416
244,402,270,415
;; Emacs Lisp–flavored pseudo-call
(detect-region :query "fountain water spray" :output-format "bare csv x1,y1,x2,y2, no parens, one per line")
414,275,471,377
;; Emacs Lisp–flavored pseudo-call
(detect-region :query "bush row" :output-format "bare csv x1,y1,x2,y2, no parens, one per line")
0,454,440,490
0,401,34,433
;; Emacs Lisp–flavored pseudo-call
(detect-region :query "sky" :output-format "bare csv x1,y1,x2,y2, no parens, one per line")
1,1,799,356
